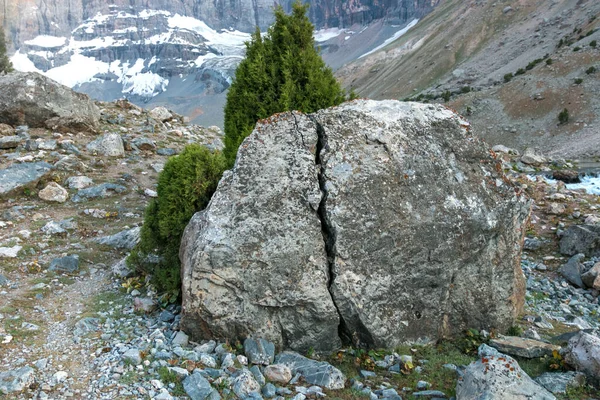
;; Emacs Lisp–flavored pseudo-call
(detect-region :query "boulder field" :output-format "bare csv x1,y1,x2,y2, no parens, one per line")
180,99,531,351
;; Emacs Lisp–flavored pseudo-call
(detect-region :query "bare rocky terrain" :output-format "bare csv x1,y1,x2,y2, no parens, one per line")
336,0,600,158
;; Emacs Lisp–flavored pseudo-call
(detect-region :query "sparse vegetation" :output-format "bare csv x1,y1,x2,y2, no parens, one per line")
546,58,553,65
442,90,451,102
504,73,513,82
586,66,597,74
591,40,597,48
461,86,471,93
558,108,570,124
574,78,583,84
573,46,582,52
515,68,526,76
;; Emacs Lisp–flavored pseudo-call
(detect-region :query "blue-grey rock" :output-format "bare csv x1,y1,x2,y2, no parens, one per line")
0,274,8,286
59,141,81,154
0,135,23,149
72,183,126,202
49,255,79,273
132,137,156,151
95,227,141,250
559,254,585,288
413,390,447,398
276,387,293,395
122,349,142,365
416,381,430,390
0,162,52,197
275,352,345,390
73,317,100,337
155,351,173,360
199,368,223,379
249,365,266,386
244,338,275,365
360,370,376,378
159,310,176,323
262,383,277,398
560,225,600,258
157,148,177,156
535,371,586,395
183,371,220,400
0,366,35,394
381,388,402,400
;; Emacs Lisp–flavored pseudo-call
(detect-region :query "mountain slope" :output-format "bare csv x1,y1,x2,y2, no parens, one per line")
337,0,600,158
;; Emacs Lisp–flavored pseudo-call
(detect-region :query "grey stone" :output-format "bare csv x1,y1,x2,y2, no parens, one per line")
0,366,35,394
132,137,156,151
455,344,555,399
111,257,134,278
95,227,141,250
73,317,100,337
49,255,79,273
582,262,600,289
172,331,189,346
38,140,57,150
233,369,261,398
559,225,600,257
195,341,217,354
157,148,177,156
262,383,277,398
122,349,142,365
0,245,21,258
264,364,292,384
244,338,276,365
86,133,125,156
59,141,81,155
249,365,266,386
535,371,586,395
559,254,585,288
41,221,66,235
0,274,8,286
0,162,52,197
65,176,93,189
360,370,376,378
159,310,176,323
184,371,220,400
564,331,600,382
133,297,156,313
275,352,345,389
521,148,546,165
413,390,447,398
72,183,126,202
0,72,100,132
489,336,560,358
0,135,23,149
524,238,543,251
149,106,173,122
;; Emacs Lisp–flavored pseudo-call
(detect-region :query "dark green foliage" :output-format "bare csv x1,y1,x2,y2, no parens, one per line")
506,325,523,336
558,38,564,48
465,106,472,116
128,145,226,294
461,86,471,94
591,40,597,48
573,46,581,52
574,78,583,84
586,66,597,74
223,1,347,166
526,58,543,70
442,90,451,102
515,68,526,75
0,28,13,74
558,108,569,124
504,73,513,82
546,58,553,65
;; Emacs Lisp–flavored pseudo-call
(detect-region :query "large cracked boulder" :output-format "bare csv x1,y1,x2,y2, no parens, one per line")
0,72,100,132
180,100,530,352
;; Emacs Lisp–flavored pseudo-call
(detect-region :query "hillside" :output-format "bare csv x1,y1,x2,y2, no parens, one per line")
336,0,600,158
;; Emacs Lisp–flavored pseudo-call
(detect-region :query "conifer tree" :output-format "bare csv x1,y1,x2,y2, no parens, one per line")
0,28,13,74
223,1,348,165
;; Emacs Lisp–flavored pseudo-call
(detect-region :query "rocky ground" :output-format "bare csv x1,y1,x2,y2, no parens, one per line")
1,101,600,399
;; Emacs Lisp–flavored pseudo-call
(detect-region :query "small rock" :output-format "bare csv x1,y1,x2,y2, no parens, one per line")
122,349,142,365
264,364,292,384
0,366,35,394
95,227,141,250
51,371,68,385
133,297,156,313
49,255,79,273
39,182,68,203
552,170,580,184
564,331,600,381
0,245,21,258
489,336,560,358
149,107,173,122
521,148,546,166
65,176,93,189
232,369,261,398
183,371,219,400
262,383,277,398
275,352,346,390
244,338,276,365
172,331,189,346
0,135,23,149
86,133,124,157
535,371,586,394
145,188,158,198
559,254,585,288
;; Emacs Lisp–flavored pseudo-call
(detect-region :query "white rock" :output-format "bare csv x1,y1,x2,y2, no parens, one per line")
144,188,158,198
39,182,68,203
149,107,173,122
65,176,93,189
0,245,21,258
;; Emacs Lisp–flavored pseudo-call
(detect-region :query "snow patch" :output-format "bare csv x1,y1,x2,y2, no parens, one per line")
46,54,110,87
168,14,250,46
314,28,346,42
24,35,67,48
10,51,42,73
122,72,169,97
359,19,419,59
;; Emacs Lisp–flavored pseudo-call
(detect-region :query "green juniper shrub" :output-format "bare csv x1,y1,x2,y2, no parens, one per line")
574,78,583,84
442,90,451,102
573,46,581,52
504,73,513,82
0,28,13,74
515,68,526,75
586,66,597,74
223,1,347,167
546,58,553,65
558,108,570,124
127,145,226,295
461,86,471,94
591,40,597,48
